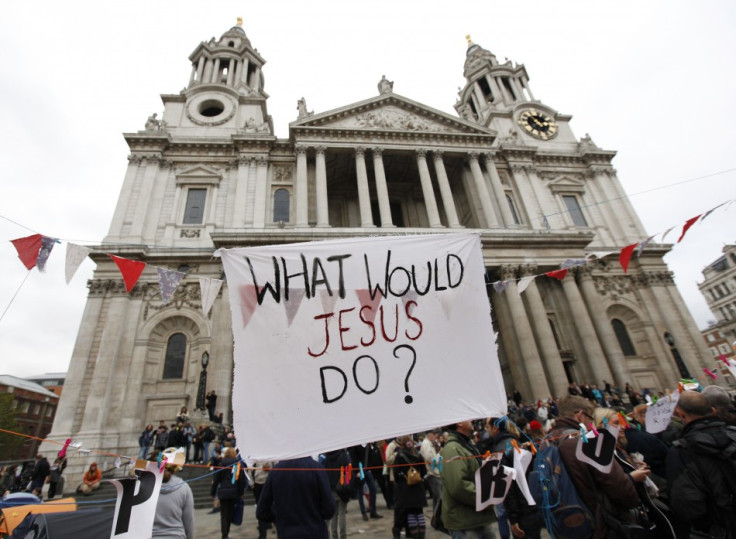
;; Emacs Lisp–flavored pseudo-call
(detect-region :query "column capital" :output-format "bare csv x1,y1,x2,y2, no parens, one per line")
482,150,499,163
520,264,538,277
315,146,326,155
498,264,519,281
354,146,366,158
295,145,308,155
257,155,269,166
432,149,444,160
371,146,384,157
415,148,428,158
466,151,480,162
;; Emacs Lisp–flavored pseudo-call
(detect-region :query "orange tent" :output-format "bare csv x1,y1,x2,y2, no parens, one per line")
0,497,77,535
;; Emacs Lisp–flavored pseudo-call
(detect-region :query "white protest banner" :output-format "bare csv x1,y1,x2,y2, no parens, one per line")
216,233,506,460
109,461,163,538
645,392,679,434
476,454,515,511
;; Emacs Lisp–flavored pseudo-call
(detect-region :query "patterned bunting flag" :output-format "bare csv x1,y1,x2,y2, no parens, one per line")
10,234,43,270
110,255,146,293
634,235,655,257
561,258,588,269
36,236,57,272
492,280,509,293
65,243,92,283
157,268,185,304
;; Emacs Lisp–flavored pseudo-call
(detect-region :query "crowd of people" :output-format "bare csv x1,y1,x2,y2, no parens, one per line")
4,381,735,539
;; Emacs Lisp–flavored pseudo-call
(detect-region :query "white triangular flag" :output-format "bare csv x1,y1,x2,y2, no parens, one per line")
517,275,536,295
65,243,92,284
199,277,223,316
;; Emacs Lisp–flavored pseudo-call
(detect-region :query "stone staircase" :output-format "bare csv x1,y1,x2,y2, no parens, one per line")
63,465,256,511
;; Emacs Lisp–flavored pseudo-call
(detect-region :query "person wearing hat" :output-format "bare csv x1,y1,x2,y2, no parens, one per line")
152,449,194,539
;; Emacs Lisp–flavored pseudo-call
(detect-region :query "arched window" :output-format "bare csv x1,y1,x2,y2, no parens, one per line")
273,188,290,222
612,319,637,357
163,333,187,379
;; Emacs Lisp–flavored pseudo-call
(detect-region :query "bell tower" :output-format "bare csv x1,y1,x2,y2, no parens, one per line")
157,18,273,136
454,35,535,126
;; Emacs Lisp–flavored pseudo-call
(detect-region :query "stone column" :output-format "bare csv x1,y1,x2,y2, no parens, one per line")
354,147,375,227
252,156,268,227
467,152,498,227
315,146,329,227
196,56,205,83
232,156,249,226
502,267,552,398
491,276,532,400
372,148,394,227
226,59,235,86
432,151,461,228
520,267,569,397
244,158,257,225
241,59,249,84
416,149,442,227
483,152,515,226
202,59,213,84
234,60,242,86
212,58,221,83
560,272,614,383
295,146,309,227
485,75,503,103
576,267,629,388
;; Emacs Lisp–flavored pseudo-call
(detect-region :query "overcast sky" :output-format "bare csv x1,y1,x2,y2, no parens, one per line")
1,1,734,378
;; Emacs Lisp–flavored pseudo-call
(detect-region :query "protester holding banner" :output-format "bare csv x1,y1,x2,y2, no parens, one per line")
551,396,638,539
212,447,247,539
152,453,194,539
439,420,496,538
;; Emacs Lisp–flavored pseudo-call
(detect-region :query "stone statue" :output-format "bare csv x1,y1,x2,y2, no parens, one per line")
579,133,597,149
145,113,160,131
458,103,474,121
297,97,313,119
378,75,393,95
245,117,257,132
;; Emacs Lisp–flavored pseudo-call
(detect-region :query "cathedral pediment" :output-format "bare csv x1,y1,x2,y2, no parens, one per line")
291,94,492,136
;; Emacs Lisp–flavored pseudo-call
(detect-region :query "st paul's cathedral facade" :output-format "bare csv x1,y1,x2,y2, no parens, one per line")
45,22,712,470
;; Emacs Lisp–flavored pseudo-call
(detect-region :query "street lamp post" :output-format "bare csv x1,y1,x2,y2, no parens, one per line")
196,351,209,411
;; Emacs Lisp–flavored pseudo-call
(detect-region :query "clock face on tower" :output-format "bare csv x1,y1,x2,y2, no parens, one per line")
517,108,558,140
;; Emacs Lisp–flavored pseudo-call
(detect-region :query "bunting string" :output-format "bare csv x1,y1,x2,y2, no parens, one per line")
2,196,734,319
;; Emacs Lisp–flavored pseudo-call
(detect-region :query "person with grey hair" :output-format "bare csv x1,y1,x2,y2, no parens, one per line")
702,385,736,425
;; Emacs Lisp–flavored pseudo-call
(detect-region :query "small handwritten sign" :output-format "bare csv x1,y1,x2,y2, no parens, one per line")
645,392,679,434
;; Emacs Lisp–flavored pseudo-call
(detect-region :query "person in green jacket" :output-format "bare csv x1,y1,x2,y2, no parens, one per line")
439,420,496,538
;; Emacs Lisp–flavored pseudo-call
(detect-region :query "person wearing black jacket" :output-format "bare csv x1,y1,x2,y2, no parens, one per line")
666,390,736,538
28,454,50,496
212,447,246,539
392,435,427,539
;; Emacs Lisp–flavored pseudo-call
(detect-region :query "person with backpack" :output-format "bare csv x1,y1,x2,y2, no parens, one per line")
392,435,427,538
666,390,736,538
323,447,352,539
212,447,247,539
439,420,496,538
547,395,639,539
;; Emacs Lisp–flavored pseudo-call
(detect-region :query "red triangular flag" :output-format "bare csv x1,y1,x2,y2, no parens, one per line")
10,234,43,270
619,243,639,273
677,214,702,243
110,255,146,293
545,268,568,280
